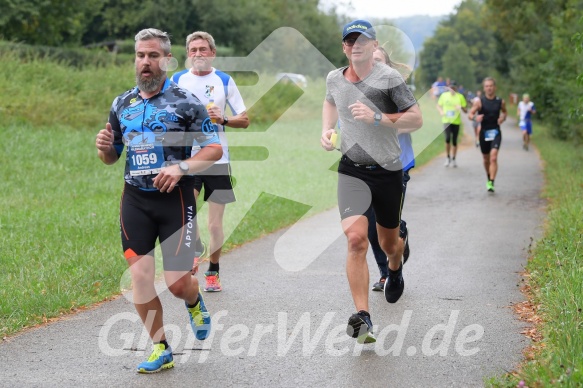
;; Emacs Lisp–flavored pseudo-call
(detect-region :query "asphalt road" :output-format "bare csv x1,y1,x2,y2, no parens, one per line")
0,115,545,387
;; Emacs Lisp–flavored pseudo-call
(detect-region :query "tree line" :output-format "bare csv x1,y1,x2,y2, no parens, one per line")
3,0,581,141
0,0,347,69
417,0,583,142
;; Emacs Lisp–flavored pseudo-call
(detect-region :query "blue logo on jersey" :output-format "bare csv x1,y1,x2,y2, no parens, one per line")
205,85,214,98
149,111,169,134
121,104,168,141
122,106,144,120
201,118,215,134
166,113,179,122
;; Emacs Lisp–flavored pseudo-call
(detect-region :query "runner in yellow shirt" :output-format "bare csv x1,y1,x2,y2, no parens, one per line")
437,81,467,167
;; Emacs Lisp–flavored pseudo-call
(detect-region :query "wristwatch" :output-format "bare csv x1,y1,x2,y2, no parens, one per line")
179,161,189,174
374,112,382,126
222,115,229,126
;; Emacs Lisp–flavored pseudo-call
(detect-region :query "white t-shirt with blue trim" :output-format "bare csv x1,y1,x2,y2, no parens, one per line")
172,67,247,164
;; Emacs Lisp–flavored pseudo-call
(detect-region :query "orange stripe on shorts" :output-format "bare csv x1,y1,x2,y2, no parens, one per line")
124,248,138,259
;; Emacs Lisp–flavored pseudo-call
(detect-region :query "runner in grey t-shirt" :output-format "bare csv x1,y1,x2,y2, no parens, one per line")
320,19,423,344
325,62,416,167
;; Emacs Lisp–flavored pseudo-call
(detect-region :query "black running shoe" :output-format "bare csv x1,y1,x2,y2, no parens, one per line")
384,264,404,303
372,277,386,291
346,311,376,344
400,225,410,264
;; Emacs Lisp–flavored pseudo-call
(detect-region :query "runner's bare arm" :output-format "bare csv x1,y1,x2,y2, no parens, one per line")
468,99,481,121
223,111,250,128
436,102,444,116
385,104,423,133
96,122,119,165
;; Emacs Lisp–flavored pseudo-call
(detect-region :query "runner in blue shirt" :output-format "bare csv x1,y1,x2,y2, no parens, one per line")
368,47,414,292
96,28,222,374
517,93,536,150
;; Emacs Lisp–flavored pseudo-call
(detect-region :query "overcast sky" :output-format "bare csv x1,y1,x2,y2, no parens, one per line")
320,0,463,19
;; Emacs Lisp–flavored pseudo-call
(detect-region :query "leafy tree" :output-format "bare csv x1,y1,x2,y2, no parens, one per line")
417,26,456,88
441,41,477,90
0,0,102,46
191,0,345,70
572,16,583,139
486,0,583,141
416,0,497,90
81,0,199,46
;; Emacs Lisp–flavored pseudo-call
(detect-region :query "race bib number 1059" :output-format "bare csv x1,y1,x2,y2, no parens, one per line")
128,143,164,176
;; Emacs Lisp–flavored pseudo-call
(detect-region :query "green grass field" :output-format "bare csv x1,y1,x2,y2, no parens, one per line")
488,122,583,387
0,54,446,336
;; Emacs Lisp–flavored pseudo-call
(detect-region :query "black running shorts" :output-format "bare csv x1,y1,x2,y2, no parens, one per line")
337,159,403,229
194,163,236,204
479,127,502,154
444,123,460,146
120,183,198,271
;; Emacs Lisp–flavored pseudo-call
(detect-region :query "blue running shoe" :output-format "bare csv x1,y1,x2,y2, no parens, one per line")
137,343,174,374
186,293,211,340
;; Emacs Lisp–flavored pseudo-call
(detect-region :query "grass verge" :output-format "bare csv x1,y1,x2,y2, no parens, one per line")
487,122,583,387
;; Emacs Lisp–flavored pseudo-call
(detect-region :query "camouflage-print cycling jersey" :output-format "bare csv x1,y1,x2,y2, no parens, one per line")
109,78,220,191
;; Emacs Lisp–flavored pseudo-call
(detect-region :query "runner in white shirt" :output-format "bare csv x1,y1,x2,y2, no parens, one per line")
517,93,536,150
172,31,250,292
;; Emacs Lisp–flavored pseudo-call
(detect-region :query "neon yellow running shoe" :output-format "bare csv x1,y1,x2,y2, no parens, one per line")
137,343,174,374
186,293,211,340
487,180,495,192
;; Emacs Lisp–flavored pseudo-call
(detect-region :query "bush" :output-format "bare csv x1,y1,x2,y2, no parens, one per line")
0,46,134,129
0,41,134,68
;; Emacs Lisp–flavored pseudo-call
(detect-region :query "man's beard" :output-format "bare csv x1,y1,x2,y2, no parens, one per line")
136,69,165,93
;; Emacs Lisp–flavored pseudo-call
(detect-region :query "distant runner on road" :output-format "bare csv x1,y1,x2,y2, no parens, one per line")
437,81,467,167
517,93,536,151
469,77,507,192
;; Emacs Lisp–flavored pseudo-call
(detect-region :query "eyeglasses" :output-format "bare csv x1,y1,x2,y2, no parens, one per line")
343,37,373,47
188,47,211,56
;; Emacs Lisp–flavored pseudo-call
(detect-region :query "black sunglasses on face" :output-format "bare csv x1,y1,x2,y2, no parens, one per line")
343,37,373,46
